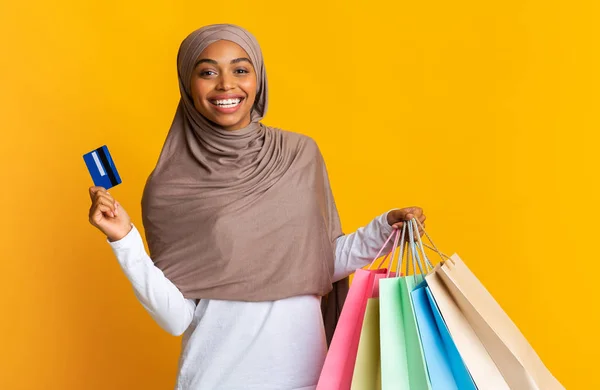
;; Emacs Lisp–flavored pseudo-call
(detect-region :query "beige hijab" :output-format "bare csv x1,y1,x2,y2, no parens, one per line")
141,24,347,333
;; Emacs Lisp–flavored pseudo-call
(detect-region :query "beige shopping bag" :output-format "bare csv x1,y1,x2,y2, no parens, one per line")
438,254,565,390
425,267,510,389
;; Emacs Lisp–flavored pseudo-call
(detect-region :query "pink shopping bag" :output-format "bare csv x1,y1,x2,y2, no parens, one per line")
317,229,400,390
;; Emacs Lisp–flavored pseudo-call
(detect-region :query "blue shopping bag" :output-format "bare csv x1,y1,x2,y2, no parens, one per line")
411,283,476,390
405,218,476,390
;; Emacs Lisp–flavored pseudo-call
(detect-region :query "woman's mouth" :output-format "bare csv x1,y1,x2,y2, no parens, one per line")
209,97,244,113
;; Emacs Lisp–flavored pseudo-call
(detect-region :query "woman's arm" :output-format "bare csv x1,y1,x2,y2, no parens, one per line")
108,224,196,336
332,211,396,282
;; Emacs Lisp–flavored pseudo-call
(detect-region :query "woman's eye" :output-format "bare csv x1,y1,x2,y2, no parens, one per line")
200,70,216,77
235,68,249,74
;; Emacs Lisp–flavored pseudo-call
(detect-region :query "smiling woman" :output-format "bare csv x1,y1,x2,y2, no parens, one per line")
86,23,425,390
190,40,258,131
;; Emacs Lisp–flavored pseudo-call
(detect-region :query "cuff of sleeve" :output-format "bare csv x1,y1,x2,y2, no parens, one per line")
379,209,397,235
107,223,139,250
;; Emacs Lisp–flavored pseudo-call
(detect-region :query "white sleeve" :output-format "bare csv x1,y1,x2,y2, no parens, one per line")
108,224,196,336
332,210,397,282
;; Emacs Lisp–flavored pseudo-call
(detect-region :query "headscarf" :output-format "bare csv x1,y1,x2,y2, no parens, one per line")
141,24,347,339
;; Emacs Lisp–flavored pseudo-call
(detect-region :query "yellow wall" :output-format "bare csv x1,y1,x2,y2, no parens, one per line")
1,0,597,388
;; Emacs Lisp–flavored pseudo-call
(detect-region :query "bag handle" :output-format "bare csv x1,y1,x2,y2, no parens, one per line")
368,216,452,276
412,217,452,262
410,219,434,272
387,227,402,274
385,220,429,279
388,221,423,279
386,218,445,280
389,222,407,278
407,220,427,277
367,228,400,270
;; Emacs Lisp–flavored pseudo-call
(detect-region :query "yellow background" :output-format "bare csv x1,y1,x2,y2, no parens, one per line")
1,0,598,388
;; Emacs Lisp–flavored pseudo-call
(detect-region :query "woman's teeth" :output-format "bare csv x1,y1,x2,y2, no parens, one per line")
212,98,242,108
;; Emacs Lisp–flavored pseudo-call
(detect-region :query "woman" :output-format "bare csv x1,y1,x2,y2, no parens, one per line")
88,24,425,390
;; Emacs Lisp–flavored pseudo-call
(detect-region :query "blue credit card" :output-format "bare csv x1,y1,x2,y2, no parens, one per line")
83,145,122,189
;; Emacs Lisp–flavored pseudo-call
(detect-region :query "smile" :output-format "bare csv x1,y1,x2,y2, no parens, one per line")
210,98,243,108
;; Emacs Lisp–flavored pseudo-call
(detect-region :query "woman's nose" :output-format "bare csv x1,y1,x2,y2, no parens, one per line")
216,73,234,90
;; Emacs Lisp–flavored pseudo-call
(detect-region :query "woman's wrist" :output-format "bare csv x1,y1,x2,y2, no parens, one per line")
108,223,134,242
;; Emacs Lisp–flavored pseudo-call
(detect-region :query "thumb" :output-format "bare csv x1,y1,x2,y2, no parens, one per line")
389,209,407,226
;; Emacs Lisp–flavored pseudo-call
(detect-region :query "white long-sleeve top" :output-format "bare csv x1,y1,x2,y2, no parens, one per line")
108,211,395,390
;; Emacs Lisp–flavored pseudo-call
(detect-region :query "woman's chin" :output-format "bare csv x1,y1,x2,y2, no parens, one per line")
212,113,252,131
196,106,251,130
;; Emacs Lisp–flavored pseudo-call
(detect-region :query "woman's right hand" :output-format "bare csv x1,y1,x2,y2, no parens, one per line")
88,186,132,242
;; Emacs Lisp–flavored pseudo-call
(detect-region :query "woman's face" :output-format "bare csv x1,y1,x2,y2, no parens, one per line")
190,40,258,131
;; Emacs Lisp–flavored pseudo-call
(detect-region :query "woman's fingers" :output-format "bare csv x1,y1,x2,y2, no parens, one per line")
404,206,423,220
90,203,114,224
390,209,427,241
89,186,107,201
95,197,116,218
89,186,115,206
98,204,114,218
92,189,117,213
101,192,118,216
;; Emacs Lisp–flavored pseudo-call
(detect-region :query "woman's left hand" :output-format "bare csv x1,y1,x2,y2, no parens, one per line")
386,207,426,238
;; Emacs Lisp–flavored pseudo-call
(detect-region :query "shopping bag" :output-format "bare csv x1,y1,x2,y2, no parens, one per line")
437,255,565,389
351,297,382,390
351,228,405,390
401,219,509,389
411,283,476,390
426,267,510,389
317,268,385,390
379,222,431,390
317,230,398,390
405,223,476,390
380,275,431,390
